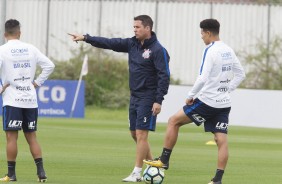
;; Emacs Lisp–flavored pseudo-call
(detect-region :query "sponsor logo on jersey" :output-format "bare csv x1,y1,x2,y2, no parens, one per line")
14,62,31,68
15,98,37,103
14,76,31,82
16,86,31,91
142,49,151,59
220,79,231,83
216,99,230,103
8,120,22,128
222,64,232,72
11,48,28,53
11,48,29,56
217,87,229,92
215,122,228,131
221,52,232,60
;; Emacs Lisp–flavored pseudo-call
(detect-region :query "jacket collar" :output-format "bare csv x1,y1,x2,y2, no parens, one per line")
133,31,157,49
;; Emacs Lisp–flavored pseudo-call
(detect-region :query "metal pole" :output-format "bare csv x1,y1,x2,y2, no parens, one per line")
46,0,51,56
0,0,7,45
155,0,159,34
131,0,135,18
266,2,271,88
267,3,271,57
98,0,102,37
97,0,103,61
210,1,213,18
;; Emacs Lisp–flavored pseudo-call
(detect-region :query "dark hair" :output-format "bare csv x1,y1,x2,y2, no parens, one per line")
5,19,21,35
134,15,153,31
200,19,220,35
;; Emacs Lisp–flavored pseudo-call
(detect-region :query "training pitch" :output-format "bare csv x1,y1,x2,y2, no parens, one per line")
0,107,281,184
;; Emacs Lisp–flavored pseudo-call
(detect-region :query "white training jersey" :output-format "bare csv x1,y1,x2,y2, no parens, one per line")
188,41,245,108
0,39,55,108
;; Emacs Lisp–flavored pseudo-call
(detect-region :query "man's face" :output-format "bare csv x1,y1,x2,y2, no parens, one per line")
134,20,150,41
201,29,211,45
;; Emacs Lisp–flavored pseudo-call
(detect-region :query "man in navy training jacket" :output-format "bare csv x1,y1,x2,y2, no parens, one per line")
69,15,170,182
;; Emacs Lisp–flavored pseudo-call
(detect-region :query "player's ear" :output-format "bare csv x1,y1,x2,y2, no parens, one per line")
18,31,21,38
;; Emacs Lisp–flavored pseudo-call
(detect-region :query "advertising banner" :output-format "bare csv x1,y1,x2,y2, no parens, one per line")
0,80,85,118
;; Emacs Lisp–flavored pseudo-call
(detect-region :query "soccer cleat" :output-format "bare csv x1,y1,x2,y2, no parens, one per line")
208,181,222,184
37,171,47,182
122,172,142,182
143,159,169,170
0,174,17,182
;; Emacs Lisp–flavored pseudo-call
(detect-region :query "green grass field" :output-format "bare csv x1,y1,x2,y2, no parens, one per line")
0,106,282,184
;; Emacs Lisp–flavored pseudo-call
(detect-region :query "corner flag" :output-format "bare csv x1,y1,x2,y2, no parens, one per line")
70,55,88,117
81,54,88,76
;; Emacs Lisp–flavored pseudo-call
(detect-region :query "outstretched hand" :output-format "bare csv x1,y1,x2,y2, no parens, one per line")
68,33,85,42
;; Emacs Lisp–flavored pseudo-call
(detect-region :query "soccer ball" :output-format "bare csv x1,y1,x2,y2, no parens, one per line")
143,166,165,184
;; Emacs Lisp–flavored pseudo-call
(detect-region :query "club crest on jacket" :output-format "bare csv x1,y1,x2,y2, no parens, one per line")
142,49,151,59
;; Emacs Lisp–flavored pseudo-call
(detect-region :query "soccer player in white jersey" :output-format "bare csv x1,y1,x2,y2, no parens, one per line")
144,19,245,184
0,19,55,182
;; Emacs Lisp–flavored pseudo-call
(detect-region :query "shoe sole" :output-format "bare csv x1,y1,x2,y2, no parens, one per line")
122,178,142,182
0,176,17,182
208,181,222,184
38,178,47,182
0,179,17,182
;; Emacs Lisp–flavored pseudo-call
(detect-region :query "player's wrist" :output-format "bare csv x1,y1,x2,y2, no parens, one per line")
187,95,193,100
83,34,87,41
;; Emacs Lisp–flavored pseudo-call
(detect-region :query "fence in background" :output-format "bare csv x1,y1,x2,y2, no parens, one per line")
0,0,282,84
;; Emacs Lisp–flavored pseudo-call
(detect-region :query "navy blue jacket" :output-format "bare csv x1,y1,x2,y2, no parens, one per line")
85,32,170,105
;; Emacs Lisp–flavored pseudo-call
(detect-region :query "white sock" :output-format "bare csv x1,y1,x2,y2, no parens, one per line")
133,167,142,175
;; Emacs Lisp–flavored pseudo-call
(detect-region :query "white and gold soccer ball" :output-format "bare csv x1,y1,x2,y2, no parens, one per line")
143,166,165,184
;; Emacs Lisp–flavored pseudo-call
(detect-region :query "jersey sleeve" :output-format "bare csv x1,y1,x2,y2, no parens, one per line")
0,53,3,69
85,34,130,53
188,50,214,99
229,55,245,92
33,47,55,86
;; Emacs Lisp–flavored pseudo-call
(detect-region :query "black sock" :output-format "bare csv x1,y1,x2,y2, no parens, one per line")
34,158,45,174
7,161,16,177
213,169,224,182
160,148,172,164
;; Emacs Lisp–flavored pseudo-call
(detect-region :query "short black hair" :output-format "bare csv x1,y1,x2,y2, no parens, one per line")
5,19,21,35
134,15,153,31
200,19,220,35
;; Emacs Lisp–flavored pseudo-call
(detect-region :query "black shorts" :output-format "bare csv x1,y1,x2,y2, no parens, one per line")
129,102,156,131
2,106,38,132
183,99,231,134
